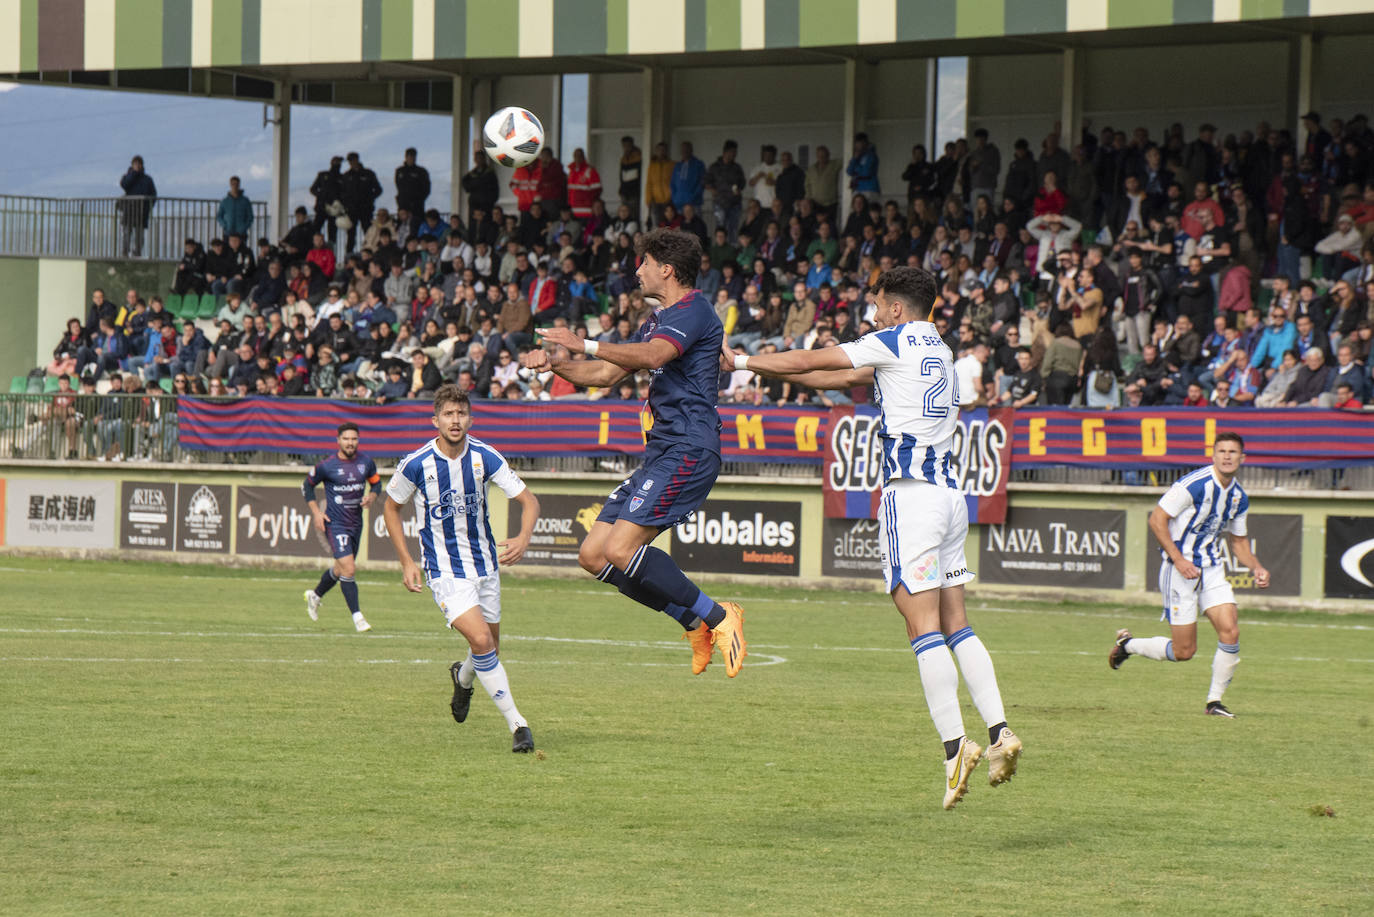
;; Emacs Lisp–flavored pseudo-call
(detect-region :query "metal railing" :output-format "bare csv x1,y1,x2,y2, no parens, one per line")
2,392,1371,491
0,195,271,261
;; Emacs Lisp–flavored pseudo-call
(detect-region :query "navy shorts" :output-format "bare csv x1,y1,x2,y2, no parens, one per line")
326,523,362,559
597,445,721,530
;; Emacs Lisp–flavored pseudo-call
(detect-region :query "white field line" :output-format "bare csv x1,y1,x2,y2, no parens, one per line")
2,565,1371,632
0,627,1369,665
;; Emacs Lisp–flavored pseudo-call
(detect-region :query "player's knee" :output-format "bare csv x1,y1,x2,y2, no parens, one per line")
335,556,356,577
1173,643,1197,661
602,539,637,572
577,542,608,575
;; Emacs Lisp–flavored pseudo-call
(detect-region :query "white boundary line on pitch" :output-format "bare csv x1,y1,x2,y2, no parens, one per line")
4,565,1373,631
0,626,1369,665
0,654,789,668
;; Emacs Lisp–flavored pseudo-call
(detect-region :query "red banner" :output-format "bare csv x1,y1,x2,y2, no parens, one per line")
1010,409,1374,468
822,405,1012,524
180,397,831,463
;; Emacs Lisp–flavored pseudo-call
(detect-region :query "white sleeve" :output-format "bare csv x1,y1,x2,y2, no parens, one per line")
385,466,417,505
490,461,527,499
1227,510,1248,538
1157,482,1193,518
838,331,898,370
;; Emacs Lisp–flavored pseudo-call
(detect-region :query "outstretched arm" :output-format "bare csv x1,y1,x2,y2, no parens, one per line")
720,339,867,387
521,347,630,388
539,325,680,372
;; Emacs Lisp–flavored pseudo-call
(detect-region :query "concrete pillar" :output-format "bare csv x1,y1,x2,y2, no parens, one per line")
451,74,471,217
842,58,870,221
1288,34,1315,145
270,82,292,243
547,74,563,160
641,66,671,222
923,58,937,154
1060,48,1083,153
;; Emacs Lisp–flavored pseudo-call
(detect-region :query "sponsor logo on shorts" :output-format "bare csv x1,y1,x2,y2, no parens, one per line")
945,567,968,579
914,552,939,583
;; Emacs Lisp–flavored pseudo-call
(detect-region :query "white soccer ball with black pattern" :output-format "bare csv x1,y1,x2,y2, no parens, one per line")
482,107,545,168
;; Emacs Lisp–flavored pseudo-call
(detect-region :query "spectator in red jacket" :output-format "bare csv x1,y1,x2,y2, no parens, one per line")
1032,170,1066,216
535,148,566,215
510,158,540,212
566,148,602,220
306,233,336,280
1181,181,1226,240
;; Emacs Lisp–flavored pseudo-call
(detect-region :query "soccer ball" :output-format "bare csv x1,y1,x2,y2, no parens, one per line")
482,107,545,168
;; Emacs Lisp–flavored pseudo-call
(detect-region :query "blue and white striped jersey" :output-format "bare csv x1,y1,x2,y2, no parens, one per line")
1157,465,1249,568
839,320,959,489
385,436,527,580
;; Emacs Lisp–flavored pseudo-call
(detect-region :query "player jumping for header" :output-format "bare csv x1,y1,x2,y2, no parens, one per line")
723,265,1020,809
1109,432,1270,717
303,422,381,632
383,385,541,752
522,228,746,677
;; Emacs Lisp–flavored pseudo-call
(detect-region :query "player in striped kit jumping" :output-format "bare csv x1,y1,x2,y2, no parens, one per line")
1109,432,1270,717
382,385,542,753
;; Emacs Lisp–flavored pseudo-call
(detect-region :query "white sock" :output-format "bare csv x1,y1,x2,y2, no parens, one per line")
1125,636,1175,661
471,650,526,732
1207,641,1240,703
946,627,1006,727
911,632,965,743
457,651,475,689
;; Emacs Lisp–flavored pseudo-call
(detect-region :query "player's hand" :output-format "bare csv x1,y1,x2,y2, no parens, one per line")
1253,565,1270,589
400,560,425,593
720,340,740,372
312,512,327,534
521,348,552,372
1177,559,1201,580
538,326,583,354
360,492,376,509
497,533,530,566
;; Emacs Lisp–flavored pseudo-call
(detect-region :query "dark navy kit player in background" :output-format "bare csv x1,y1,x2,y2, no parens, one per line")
303,422,381,632
526,227,747,677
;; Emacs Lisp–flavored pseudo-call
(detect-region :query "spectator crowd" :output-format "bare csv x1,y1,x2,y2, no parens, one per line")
38,111,1374,459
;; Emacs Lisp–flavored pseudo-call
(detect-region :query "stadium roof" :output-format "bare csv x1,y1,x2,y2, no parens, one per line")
3,0,1374,112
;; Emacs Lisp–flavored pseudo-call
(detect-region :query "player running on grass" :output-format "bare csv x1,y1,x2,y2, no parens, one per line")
382,385,541,753
723,265,1020,810
303,422,381,632
522,227,746,678
1109,432,1270,717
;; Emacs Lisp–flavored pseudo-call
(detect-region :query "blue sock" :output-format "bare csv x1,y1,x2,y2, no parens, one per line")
626,545,725,629
597,563,699,630
339,576,360,615
315,569,337,596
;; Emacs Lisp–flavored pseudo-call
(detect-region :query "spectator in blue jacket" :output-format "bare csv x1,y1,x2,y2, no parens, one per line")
216,176,254,240
168,323,210,380
1248,306,1298,375
250,260,288,313
118,155,157,258
846,132,880,195
671,141,705,209
79,318,127,379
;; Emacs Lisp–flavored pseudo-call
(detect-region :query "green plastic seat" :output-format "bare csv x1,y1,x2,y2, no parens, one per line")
10,376,26,393
43,375,61,393
159,377,174,393
164,293,182,316
196,293,218,318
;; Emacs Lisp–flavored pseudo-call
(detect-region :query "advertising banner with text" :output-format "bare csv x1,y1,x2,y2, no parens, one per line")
1324,515,1374,599
979,506,1126,589
671,499,802,577
6,478,116,549
823,405,1011,524
235,486,328,558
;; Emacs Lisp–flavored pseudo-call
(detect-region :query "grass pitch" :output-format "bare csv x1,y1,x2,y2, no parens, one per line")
1,556,1371,915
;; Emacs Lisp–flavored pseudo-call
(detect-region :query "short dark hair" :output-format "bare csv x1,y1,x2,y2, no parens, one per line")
405,146,417,157
636,228,702,287
872,266,938,317
433,383,470,415
337,422,359,436
1214,431,1245,451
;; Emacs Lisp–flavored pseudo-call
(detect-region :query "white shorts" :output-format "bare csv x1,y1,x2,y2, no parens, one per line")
878,480,974,595
428,574,502,626
1158,561,1235,625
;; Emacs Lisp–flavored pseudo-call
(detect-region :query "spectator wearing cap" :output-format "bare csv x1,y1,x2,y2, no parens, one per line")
846,132,880,195
173,238,206,296
395,147,430,233
341,152,383,251
1315,212,1362,279
216,176,253,240
118,155,157,258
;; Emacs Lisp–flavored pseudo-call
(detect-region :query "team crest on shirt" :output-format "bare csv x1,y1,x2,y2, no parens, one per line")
629,496,645,512
356,463,365,474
